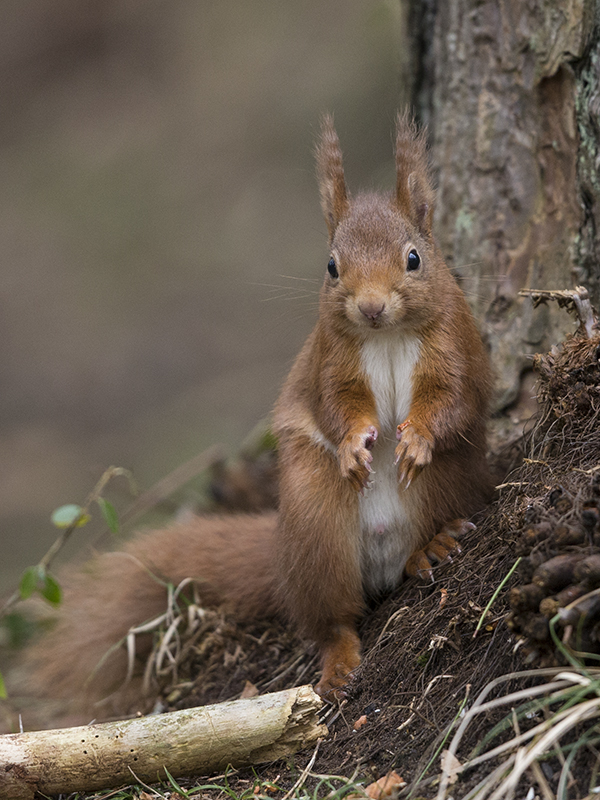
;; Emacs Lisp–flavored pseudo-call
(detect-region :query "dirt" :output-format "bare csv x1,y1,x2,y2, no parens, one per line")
152,319,600,798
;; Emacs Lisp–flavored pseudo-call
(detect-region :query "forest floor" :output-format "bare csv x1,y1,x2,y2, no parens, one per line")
5,306,600,800
152,315,600,800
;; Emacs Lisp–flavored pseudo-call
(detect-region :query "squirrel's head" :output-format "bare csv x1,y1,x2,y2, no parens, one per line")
315,113,447,335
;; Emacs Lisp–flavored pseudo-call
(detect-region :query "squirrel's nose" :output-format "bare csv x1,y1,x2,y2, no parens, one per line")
358,300,385,321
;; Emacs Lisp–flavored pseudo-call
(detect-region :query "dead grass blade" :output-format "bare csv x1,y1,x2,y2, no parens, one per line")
435,667,600,800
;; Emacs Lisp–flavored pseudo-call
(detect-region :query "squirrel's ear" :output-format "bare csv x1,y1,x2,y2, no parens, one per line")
316,114,349,241
395,111,436,237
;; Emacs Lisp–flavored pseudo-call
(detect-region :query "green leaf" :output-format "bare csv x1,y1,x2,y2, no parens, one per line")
0,669,7,699
19,567,38,600
97,498,119,534
51,504,90,528
41,573,62,606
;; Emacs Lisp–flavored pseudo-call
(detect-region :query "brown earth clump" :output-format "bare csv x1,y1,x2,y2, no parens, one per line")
505,330,600,668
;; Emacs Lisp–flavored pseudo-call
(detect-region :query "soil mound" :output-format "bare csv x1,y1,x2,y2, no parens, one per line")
155,320,600,796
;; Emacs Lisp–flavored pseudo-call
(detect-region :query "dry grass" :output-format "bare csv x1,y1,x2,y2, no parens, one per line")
436,666,600,800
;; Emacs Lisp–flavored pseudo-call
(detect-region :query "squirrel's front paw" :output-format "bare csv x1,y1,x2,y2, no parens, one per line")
394,420,432,487
339,426,378,492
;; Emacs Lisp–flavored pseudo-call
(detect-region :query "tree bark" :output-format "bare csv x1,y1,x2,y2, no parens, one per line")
409,0,599,409
0,685,326,800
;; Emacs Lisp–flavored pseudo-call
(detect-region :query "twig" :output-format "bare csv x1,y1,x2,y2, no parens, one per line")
128,766,167,798
519,286,597,339
374,606,410,648
281,737,322,800
406,681,468,797
529,759,555,800
93,444,224,547
397,674,454,734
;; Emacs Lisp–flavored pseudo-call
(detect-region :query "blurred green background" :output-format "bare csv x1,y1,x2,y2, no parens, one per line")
0,0,405,586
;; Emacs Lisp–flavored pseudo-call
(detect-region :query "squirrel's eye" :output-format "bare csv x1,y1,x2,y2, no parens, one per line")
327,258,339,279
407,249,421,271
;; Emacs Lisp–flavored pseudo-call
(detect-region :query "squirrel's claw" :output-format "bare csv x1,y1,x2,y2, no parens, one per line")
442,519,476,538
405,549,435,582
405,527,465,582
395,421,433,487
339,426,379,493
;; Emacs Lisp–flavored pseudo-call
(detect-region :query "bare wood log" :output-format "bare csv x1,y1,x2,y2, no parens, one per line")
0,685,326,800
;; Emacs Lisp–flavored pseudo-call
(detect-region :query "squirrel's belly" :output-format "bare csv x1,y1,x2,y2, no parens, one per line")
359,332,422,596
359,435,418,596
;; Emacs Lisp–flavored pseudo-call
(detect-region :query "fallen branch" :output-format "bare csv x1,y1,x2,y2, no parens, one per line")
93,444,224,545
519,285,597,338
0,685,326,800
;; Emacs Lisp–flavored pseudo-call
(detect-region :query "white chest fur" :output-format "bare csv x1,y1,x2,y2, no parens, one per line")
358,333,422,595
360,334,421,431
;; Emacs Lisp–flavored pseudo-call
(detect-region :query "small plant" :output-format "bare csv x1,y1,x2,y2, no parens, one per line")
0,465,134,698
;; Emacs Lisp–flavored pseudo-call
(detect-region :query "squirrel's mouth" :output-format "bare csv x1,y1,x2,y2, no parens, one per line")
345,297,398,330
352,311,391,330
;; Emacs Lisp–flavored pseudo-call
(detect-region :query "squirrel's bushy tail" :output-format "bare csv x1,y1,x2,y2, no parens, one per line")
22,512,279,720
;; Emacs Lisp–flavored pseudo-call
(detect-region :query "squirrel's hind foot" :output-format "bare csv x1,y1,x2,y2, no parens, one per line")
315,625,361,702
405,519,475,581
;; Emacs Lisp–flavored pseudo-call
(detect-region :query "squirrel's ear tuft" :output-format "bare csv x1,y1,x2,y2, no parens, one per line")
395,111,436,236
315,114,349,241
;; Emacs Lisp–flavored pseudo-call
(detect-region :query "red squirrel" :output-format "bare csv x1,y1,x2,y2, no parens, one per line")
22,114,491,711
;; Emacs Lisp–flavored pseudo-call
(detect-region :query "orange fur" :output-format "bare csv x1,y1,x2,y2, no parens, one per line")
273,114,491,696
24,514,278,717
23,114,491,713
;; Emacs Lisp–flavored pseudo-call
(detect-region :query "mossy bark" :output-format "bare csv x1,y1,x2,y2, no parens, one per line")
408,0,600,409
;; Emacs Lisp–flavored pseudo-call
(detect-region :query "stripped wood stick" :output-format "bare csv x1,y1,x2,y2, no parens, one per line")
0,685,326,800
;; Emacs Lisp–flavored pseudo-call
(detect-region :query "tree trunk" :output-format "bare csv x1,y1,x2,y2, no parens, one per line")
409,0,599,409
